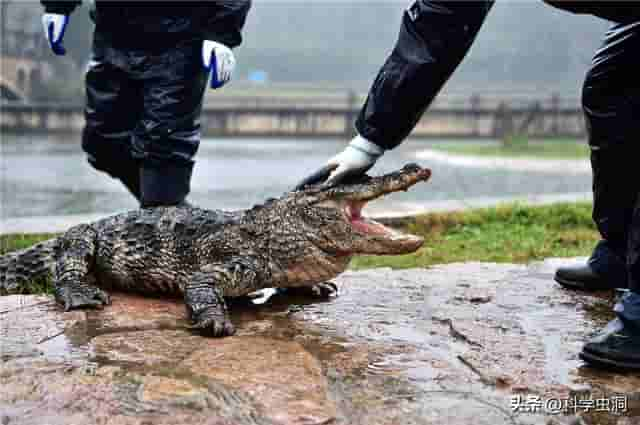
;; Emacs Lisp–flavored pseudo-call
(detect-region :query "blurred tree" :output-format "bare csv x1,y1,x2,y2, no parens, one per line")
1,1,613,97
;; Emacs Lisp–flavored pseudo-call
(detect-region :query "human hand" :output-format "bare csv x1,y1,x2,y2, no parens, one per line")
42,13,69,55
294,136,384,190
202,40,236,89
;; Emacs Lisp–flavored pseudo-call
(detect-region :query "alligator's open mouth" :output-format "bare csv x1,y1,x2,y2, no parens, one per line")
337,164,431,253
345,201,392,235
342,198,425,255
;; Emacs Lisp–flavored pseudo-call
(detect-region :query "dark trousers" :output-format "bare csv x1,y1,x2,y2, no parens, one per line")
82,34,209,205
583,22,640,292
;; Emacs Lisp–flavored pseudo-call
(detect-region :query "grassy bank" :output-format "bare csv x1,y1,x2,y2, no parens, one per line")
0,233,58,294
1,203,598,282
0,233,58,255
351,202,598,269
429,138,589,159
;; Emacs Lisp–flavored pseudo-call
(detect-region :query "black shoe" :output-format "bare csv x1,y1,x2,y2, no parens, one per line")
580,318,640,370
555,240,627,290
554,264,621,290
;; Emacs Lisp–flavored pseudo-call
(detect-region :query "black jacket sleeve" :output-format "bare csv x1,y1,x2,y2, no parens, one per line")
543,1,640,24
40,0,81,15
198,0,252,48
356,1,493,151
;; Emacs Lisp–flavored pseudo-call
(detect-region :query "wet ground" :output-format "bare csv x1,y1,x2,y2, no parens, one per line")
2,259,639,425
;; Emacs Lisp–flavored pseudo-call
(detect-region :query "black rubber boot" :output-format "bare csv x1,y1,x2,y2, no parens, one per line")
140,163,193,208
554,240,627,290
580,317,640,370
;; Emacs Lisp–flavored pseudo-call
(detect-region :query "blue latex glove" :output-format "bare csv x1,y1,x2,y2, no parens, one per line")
202,40,236,89
42,13,69,56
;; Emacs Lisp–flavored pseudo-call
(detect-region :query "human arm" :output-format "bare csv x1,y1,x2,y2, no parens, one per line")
198,1,251,89
40,0,80,15
356,1,493,151
198,0,252,49
295,1,494,189
543,1,640,24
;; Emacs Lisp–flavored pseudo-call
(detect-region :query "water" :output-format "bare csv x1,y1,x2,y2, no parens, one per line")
0,133,591,219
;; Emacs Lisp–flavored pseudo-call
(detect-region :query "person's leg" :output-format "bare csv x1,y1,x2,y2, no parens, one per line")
578,22,640,369
582,173,640,369
82,42,144,200
555,135,634,291
132,42,208,207
554,24,640,291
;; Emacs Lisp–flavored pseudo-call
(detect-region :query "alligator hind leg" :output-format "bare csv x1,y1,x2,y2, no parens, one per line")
54,224,110,311
281,282,338,299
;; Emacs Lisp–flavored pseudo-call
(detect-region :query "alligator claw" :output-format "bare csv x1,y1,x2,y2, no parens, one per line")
56,286,111,311
190,315,236,337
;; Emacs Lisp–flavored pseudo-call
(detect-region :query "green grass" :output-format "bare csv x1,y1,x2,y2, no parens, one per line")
350,202,598,270
0,234,58,255
1,234,58,294
1,203,599,289
429,137,589,159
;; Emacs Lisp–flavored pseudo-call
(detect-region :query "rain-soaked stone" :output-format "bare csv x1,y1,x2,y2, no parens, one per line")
2,259,640,424
182,337,336,425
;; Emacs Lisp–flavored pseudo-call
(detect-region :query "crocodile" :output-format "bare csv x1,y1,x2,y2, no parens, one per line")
0,164,431,337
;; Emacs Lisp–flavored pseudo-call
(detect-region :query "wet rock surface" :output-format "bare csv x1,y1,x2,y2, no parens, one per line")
2,259,640,425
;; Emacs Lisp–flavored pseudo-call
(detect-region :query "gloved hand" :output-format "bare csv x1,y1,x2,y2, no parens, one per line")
41,13,69,56
294,135,384,190
202,40,236,89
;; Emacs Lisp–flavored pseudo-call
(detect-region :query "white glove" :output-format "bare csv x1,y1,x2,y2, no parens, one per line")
294,135,384,190
42,13,69,55
202,40,236,89
325,136,384,185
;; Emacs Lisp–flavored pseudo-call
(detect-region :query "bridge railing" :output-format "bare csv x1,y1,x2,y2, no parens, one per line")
202,92,581,110
1,94,585,138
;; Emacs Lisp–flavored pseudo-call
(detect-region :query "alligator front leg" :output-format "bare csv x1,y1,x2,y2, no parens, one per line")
184,270,235,337
185,259,262,337
54,224,110,311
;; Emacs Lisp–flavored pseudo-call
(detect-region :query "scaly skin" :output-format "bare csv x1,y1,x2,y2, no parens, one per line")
0,164,431,337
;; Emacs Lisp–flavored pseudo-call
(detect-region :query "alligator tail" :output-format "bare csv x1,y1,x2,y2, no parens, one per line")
0,238,59,295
